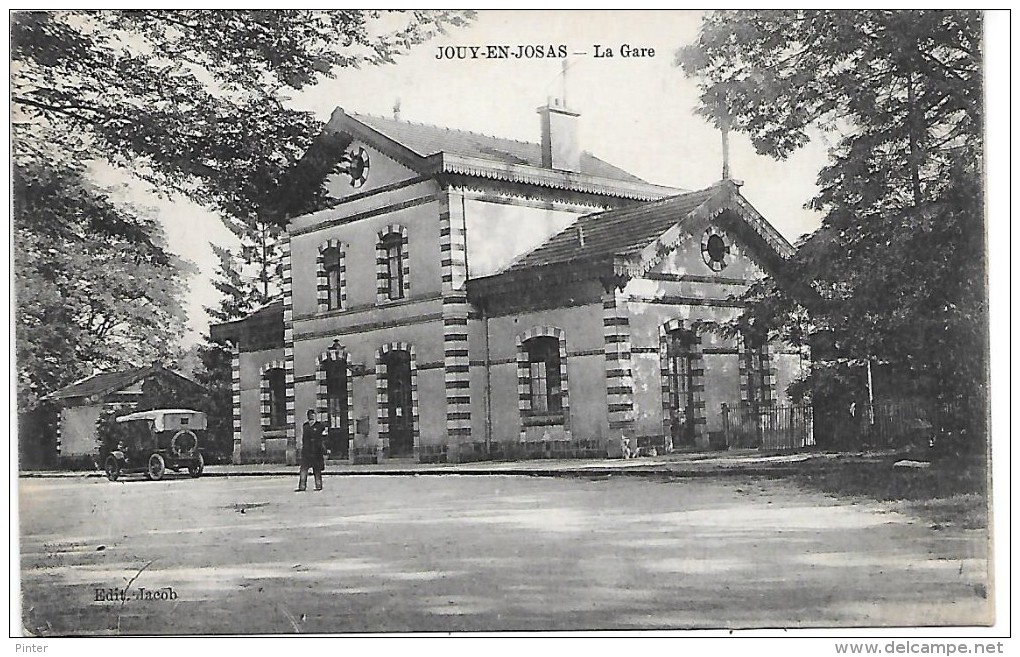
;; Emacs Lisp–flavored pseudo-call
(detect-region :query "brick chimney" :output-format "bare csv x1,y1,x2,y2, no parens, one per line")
537,98,581,173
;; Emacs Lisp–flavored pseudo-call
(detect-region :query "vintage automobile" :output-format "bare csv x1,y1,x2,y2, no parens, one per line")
105,409,207,481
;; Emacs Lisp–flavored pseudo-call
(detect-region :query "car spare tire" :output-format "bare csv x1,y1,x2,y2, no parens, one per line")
171,430,198,457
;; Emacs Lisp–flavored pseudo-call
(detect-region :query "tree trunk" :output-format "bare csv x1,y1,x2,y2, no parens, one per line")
906,64,923,206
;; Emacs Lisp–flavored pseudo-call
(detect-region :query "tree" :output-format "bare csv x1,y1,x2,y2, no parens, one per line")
205,243,277,324
13,9,473,431
11,10,474,226
678,11,985,452
14,162,192,411
193,241,271,461
190,338,236,462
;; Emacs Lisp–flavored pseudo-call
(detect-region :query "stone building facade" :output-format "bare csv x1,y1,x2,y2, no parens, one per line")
212,104,808,464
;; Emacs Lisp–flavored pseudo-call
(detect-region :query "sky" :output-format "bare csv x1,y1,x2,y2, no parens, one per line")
93,10,912,343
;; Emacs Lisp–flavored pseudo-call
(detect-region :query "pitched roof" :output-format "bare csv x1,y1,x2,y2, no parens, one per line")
467,181,797,302
209,300,285,352
274,108,679,220
351,113,649,184
46,365,202,403
506,186,719,272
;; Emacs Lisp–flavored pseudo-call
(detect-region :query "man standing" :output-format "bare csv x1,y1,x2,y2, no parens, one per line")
297,408,326,492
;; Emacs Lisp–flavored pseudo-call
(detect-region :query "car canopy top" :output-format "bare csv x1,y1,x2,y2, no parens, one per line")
115,409,207,432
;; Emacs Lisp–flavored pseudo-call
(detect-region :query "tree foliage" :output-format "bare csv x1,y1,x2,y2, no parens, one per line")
13,10,473,415
11,10,474,226
196,241,268,461
190,340,236,462
678,11,986,449
14,162,193,411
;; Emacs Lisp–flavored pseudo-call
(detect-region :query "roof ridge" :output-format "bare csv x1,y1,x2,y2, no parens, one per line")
345,108,658,187
503,185,723,274
574,185,717,225
352,111,539,148
45,363,154,400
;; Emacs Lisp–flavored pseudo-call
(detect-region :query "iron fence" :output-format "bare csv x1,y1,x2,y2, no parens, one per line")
723,403,815,451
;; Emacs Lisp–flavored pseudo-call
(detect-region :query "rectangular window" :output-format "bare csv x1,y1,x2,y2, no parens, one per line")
526,336,562,420
327,265,341,309
326,361,346,430
529,360,549,412
746,346,769,407
323,247,342,310
385,239,404,300
267,369,286,428
667,329,697,446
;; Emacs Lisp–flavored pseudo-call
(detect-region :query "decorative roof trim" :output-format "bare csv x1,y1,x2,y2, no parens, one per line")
327,110,432,175
469,182,796,303
623,181,795,278
329,110,678,201
436,153,677,201
626,189,730,278
730,192,796,258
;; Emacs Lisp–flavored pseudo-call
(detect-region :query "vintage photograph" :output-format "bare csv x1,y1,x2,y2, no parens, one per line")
12,9,999,640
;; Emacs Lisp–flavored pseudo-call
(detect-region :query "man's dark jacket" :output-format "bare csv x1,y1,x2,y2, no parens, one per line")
301,420,326,467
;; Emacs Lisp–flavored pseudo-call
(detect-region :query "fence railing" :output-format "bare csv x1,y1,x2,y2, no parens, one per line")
726,400,963,452
722,403,815,451
814,400,938,450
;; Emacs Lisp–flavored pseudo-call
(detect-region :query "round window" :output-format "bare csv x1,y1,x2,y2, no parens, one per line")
701,228,731,272
345,146,370,188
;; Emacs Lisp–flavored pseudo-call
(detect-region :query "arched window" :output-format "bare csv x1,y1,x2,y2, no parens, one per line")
315,342,353,460
377,226,409,302
376,342,420,459
260,361,287,432
659,320,703,449
665,328,697,446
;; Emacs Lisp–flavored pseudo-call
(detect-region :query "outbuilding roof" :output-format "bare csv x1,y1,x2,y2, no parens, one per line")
45,364,203,404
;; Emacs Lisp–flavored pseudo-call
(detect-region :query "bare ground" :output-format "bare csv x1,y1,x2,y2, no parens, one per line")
18,473,991,635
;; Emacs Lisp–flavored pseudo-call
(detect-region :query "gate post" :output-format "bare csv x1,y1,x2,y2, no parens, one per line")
721,403,731,449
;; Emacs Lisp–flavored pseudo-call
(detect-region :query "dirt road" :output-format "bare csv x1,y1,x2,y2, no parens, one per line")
18,474,990,634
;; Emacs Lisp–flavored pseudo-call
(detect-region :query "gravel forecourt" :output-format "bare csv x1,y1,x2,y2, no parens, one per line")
18,473,990,635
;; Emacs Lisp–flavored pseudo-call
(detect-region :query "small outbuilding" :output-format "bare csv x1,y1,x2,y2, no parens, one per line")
44,364,206,465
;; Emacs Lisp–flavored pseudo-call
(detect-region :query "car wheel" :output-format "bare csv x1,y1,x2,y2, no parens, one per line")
188,452,205,478
105,456,120,482
146,453,166,481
